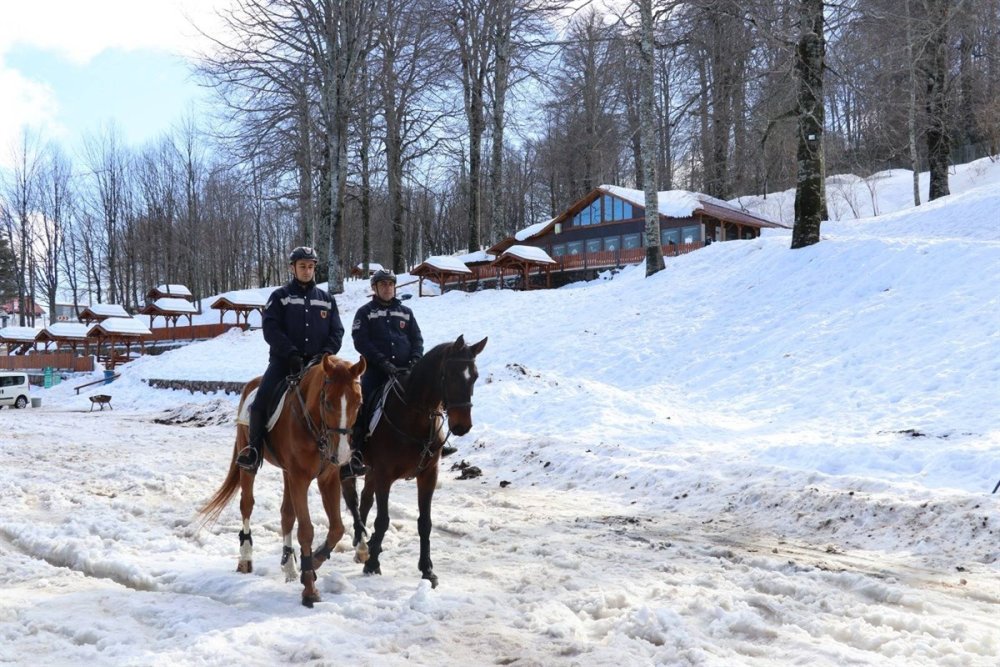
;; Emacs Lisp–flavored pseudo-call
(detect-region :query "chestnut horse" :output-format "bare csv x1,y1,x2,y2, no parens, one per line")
344,334,487,588
200,354,365,607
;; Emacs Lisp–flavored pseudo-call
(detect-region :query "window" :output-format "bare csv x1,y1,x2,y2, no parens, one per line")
551,244,566,257
622,201,633,219
586,238,602,254
554,223,562,234
567,241,584,255
603,236,621,251
681,225,701,244
623,233,642,250
661,228,680,246
590,200,601,225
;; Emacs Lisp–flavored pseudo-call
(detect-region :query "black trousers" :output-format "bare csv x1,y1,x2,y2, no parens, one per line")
250,361,290,418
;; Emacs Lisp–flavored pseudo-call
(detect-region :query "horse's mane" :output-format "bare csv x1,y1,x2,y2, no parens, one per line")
403,341,454,404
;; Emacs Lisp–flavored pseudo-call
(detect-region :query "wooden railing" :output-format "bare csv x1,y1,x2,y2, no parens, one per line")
148,322,246,341
0,351,95,371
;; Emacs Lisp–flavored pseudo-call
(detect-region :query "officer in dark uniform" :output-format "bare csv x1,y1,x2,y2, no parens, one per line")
344,269,423,479
236,246,344,472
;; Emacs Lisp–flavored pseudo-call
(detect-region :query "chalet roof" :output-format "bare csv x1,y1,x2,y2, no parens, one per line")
1,299,45,316
88,317,152,337
355,262,384,272
0,326,41,343
140,297,198,315
457,250,496,265
79,303,130,320
39,323,90,341
210,290,268,309
495,245,556,266
149,284,192,298
413,255,472,275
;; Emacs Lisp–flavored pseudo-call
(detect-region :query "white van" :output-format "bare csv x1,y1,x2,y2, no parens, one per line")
0,371,30,409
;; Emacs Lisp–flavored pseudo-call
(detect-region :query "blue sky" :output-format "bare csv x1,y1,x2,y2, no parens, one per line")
0,0,227,167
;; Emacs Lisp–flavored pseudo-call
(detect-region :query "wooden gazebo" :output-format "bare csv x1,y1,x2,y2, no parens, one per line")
410,256,473,296
139,297,197,332
210,290,268,326
350,262,385,279
78,303,130,325
36,323,93,356
87,317,152,369
0,326,41,354
146,284,193,301
491,245,557,290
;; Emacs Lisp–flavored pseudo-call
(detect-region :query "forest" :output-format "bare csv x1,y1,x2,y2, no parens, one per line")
1,0,997,321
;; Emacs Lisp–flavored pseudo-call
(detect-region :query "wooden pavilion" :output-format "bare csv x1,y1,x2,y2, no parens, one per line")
491,245,557,291
0,326,41,354
78,303,130,325
36,323,92,356
350,262,385,279
210,290,268,326
410,256,474,296
87,317,152,369
146,284,193,301
139,297,198,332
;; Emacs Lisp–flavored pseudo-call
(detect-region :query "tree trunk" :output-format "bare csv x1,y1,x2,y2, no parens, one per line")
639,0,664,276
791,0,827,249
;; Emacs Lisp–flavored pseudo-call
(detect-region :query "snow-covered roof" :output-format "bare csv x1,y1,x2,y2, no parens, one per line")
501,245,557,264
0,326,41,342
88,317,152,337
600,185,706,218
152,284,192,297
42,323,90,340
456,250,496,264
211,290,268,309
421,255,472,274
355,262,384,272
148,298,197,314
514,219,554,241
80,303,130,318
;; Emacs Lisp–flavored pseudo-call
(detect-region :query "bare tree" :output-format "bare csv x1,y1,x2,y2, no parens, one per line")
791,0,827,249
636,0,664,275
36,145,73,320
1,130,44,325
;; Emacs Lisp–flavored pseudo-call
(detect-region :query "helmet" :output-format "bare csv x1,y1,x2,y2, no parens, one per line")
289,246,319,263
370,269,397,287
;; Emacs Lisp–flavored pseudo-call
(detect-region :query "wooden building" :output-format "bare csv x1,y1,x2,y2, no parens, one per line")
146,284,193,302
87,317,152,369
78,303,130,325
210,290,268,326
139,297,198,331
410,256,473,296
489,185,786,284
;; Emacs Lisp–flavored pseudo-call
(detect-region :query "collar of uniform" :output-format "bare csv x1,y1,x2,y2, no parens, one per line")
288,278,316,294
374,296,399,307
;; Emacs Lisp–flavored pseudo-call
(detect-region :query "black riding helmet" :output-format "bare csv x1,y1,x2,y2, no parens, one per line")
370,269,397,287
289,246,319,263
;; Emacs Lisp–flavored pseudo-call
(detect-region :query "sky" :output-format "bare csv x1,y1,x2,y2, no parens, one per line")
0,0,228,167
0,158,998,665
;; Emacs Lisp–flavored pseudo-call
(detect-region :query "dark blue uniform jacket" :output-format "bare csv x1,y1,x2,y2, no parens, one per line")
262,279,344,363
351,297,423,369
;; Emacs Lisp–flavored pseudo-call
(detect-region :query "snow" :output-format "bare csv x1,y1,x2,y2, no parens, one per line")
501,244,556,264
210,289,268,309
455,250,495,264
0,326,41,342
149,297,198,314
421,255,473,274
514,218,553,241
89,317,153,336
2,160,999,666
153,284,192,297
42,323,90,340
81,303,130,318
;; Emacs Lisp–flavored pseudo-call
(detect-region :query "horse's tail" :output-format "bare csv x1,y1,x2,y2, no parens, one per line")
198,440,242,525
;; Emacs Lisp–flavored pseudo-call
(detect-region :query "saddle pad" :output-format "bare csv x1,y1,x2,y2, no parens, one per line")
366,379,398,436
236,387,288,432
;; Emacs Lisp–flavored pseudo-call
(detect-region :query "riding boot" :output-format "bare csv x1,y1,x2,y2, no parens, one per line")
236,410,266,473
340,421,369,481
440,444,458,458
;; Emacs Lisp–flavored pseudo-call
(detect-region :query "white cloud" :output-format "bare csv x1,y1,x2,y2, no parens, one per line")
0,67,64,168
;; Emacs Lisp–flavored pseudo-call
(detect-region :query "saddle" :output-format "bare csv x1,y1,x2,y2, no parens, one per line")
362,378,399,439
236,376,294,431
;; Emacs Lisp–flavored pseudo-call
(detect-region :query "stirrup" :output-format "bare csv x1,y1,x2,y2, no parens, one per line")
339,456,368,481
440,445,458,458
236,446,259,472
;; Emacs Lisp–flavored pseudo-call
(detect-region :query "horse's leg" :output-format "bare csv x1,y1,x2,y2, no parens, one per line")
236,470,255,573
416,465,439,588
342,477,369,563
364,482,391,577
313,467,345,570
288,475,321,607
279,472,298,582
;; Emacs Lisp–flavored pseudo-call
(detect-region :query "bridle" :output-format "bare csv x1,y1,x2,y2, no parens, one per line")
290,369,353,462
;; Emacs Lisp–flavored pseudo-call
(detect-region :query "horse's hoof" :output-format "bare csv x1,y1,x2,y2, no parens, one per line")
423,571,439,588
363,564,381,576
302,594,319,608
354,543,370,564
237,561,253,574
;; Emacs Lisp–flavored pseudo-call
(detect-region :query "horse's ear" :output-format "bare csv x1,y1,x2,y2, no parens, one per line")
454,334,465,349
322,354,335,373
352,356,366,378
469,336,487,356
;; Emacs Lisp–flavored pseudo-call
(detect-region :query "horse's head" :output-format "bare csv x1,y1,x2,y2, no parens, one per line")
439,334,487,436
320,354,366,451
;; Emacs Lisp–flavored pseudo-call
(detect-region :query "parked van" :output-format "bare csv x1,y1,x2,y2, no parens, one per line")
0,371,30,409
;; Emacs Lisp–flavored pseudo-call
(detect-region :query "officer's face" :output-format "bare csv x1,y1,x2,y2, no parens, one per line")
375,279,395,301
292,260,316,283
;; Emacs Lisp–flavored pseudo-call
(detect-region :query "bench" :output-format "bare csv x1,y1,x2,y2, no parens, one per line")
89,395,113,411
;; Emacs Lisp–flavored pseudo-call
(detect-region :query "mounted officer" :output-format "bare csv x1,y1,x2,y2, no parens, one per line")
344,269,424,479
236,246,345,472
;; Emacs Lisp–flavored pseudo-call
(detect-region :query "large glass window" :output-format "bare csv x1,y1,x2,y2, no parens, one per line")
623,233,642,250
551,243,566,257
604,236,621,251
589,200,601,225
586,238,602,254
680,225,701,244
567,241,584,255
661,228,681,247
622,201,633,219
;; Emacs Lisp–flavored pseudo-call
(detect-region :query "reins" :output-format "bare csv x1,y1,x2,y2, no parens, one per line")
289,367,351,463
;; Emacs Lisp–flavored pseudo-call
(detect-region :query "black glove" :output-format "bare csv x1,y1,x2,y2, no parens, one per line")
379,359,399,377
288,353,303,375
407,355,421,370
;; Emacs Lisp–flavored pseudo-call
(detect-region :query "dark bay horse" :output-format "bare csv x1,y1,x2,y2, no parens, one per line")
200,354,365,606
344,334,487,588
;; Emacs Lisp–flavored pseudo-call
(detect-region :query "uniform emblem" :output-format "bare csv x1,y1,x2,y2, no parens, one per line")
320,310,328,319
400,321,406,329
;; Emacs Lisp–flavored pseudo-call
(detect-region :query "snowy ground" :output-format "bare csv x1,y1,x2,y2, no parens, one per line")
1,159,999,665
